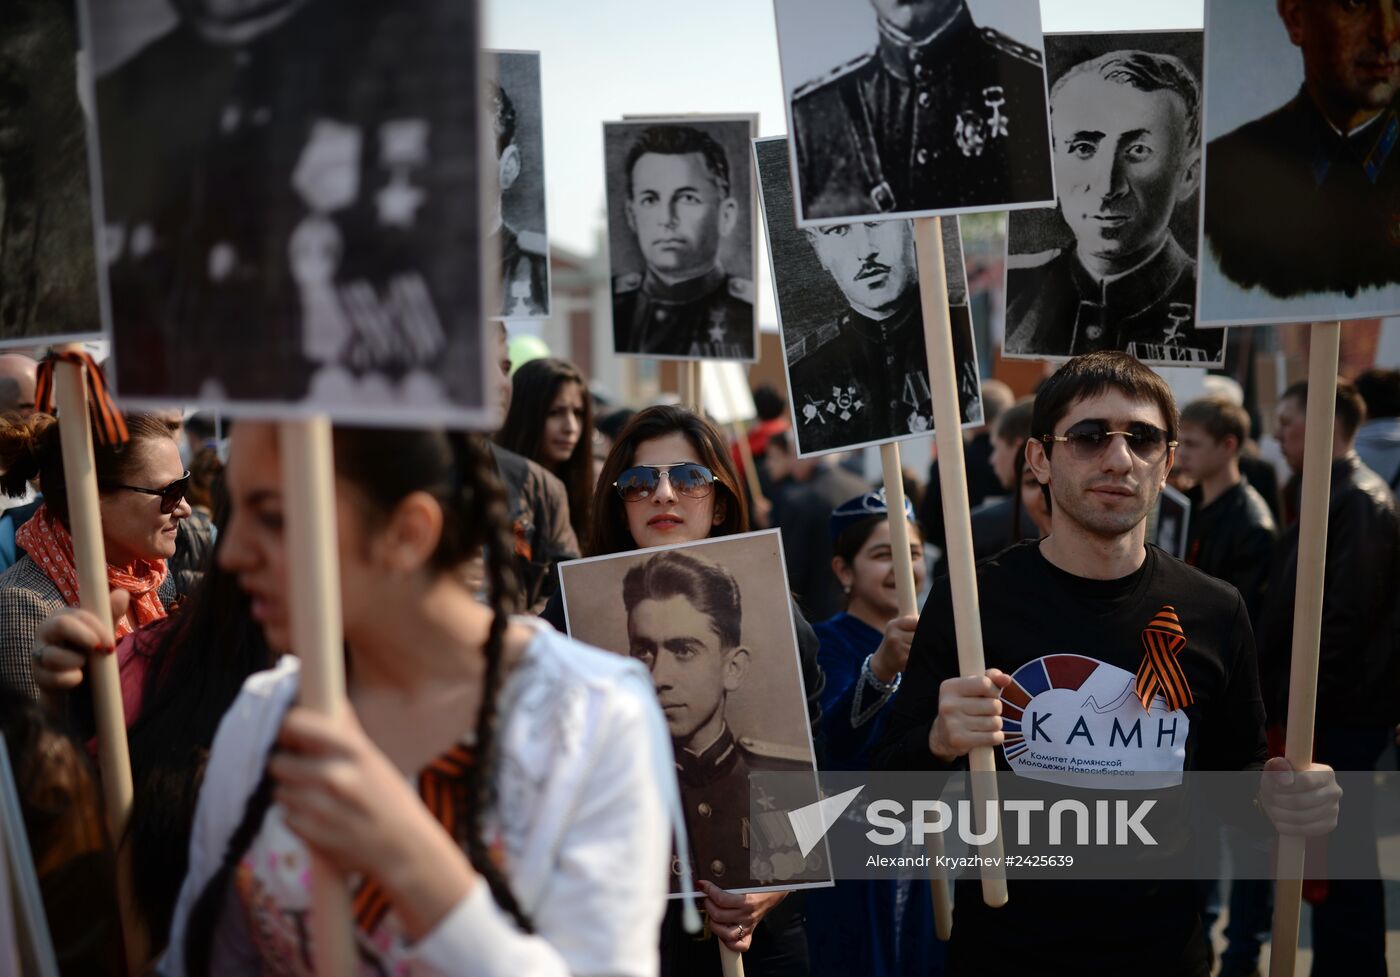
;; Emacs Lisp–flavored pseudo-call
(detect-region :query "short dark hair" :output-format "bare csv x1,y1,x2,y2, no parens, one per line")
1032,351,1179,448
1052,50,1202,150
1180,396,1249,451
1281,377,1368,441
753,384,786,423
1354,368,1400,420
623,550,742,649
993,398,1035,447
624,125,731,199
487,80,516,158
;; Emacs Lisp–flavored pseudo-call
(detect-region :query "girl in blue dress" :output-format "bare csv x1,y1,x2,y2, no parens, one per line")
805,490,944,976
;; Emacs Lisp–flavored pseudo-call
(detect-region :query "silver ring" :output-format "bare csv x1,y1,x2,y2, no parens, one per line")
734,924,746,939
31,644,44,666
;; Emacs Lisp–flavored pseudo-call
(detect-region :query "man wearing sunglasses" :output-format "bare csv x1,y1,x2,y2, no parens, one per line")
875,351,1341,977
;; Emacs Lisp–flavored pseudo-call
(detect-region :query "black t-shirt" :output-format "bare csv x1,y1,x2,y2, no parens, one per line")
875,541,1267,976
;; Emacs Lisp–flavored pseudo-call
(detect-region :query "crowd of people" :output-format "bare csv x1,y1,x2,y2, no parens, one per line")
0,344,1393,976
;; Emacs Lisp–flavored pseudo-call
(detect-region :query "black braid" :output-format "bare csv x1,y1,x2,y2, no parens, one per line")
183,752,280,976
451,433,533,932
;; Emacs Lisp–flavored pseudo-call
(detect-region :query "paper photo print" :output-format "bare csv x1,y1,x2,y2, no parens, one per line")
486,50,550,321
1003,30,1224,367
0,0,101,348
773,0,1055,226
603,116,758,362
558,531,829,896
754,136,983,458
1198,0,1400,326
84,0,494,426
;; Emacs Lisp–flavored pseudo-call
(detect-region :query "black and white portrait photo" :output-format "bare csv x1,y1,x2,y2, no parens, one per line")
486,50,550,321
558,532,827,896
0,0,100,347
773,0,1056,225
603,117,757,362
754,137,982,458
1003,31,1224,367
84,0,493,426
1199,0,1400,326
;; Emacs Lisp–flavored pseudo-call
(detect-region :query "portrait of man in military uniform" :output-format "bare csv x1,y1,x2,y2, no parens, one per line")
1003,33,1224,367
486,51,550,321
556,533,827,895
754,137,982,458
87,0,492,424
774,0,1055,224
604,119,757,362
1200,0,1400,325
0,0,100,344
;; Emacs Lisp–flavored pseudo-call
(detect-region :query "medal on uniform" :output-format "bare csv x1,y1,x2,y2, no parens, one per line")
825,385,863,422
955,86,1012,158
1163,304,1192,346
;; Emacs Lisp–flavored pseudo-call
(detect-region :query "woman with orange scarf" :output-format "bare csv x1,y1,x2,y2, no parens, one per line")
0,412,191,699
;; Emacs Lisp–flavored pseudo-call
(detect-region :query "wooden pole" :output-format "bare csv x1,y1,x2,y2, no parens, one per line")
50,352,147,973
732,420,767,513
912,217,1009,908
687,364,741,977
279,418,356,977
1267,321,1341,977
879,443,954,940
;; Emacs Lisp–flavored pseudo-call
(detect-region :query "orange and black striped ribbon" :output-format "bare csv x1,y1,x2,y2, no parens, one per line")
1135,605,1193,713
352,743,476,935
34,350,129,448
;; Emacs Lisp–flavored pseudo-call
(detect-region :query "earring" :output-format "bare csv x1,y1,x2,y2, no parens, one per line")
842,585,851,595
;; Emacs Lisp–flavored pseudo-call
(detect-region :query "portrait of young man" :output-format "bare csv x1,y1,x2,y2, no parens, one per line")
89,0,491,421
873,351,1341,977
0,0,99,343
775,0,1055,223
754,137,982,457
621,548,812,891
486,51,550,320
1004,34,1225,366
1201,0,1400,322
604,120,756,361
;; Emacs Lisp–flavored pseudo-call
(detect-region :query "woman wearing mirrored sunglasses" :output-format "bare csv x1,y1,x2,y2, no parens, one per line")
541,404,825,977
0,411,189,701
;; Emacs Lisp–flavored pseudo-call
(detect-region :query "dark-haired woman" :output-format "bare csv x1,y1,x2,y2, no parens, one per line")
497,357,595,544
0,412,190,698
154,424,675,975
551,404,825,977
802,492,941,977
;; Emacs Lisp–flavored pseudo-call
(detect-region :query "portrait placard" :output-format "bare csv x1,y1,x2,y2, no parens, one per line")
486,51,551,321
604,116,759,363
773,0,1056,226
1154,483,1191,561
82,0,496,427
558,531,830,897
1197,0,1400,326
1003,31,1225,367
0,0,102,349
754,136,983,458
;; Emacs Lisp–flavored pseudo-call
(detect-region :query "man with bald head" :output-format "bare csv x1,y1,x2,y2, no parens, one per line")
1205,0,1400,298
0,354,37,416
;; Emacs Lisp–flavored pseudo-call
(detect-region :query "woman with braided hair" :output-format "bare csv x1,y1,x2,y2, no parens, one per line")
154,423,677,975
